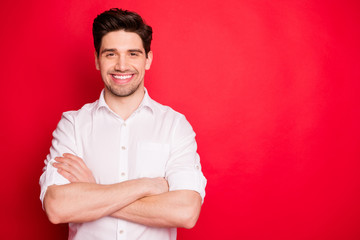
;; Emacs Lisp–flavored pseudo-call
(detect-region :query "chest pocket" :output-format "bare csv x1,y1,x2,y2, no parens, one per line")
136,142,170,178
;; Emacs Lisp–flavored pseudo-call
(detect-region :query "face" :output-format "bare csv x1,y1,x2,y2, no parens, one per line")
95,30,153,98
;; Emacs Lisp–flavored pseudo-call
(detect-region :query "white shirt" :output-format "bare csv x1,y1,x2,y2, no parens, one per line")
39,89,206,240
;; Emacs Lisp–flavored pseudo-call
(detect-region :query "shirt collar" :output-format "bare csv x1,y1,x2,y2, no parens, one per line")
96,88,155,115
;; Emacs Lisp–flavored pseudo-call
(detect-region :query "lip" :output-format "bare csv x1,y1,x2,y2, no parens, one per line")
110,73,135,84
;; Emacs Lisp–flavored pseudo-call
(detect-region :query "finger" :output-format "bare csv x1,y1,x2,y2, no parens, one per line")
53,161,82,179
56,154,96,183
54,158,95,183
61,155,94,180
63,153,80,161
63,153,88,170
57,168,78,182
55,156,84,174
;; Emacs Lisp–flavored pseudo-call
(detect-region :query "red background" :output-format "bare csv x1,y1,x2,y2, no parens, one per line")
1,0,360,239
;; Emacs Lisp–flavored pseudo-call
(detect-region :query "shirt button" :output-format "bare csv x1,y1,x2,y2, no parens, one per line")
119,230,124,234
123,123,127,127
121,146,126,150
121,172,126,177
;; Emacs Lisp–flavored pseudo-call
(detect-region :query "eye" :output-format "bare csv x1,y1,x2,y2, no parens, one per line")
130,52,139,56
106,53,115,57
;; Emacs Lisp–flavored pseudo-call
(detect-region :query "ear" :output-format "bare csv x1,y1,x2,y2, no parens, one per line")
94,52,100,70
145,51,153,70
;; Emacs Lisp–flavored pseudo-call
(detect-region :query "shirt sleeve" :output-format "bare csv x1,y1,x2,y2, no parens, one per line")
39,112,77,207
166,115,207,202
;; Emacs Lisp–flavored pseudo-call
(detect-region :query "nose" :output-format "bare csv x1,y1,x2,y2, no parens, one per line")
114,55,128,72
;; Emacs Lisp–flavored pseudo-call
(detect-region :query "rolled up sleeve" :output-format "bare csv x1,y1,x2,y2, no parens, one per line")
166,116,207,202
39,112,77,207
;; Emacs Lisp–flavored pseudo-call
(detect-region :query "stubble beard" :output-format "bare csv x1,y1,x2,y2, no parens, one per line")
106,79,142,98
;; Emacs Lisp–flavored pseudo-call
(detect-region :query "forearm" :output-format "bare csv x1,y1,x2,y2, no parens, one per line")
111,190,202,229
44,179,155,224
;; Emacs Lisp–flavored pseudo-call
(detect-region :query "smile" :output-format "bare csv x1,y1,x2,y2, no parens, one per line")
110,74,134,84
112,74,133,80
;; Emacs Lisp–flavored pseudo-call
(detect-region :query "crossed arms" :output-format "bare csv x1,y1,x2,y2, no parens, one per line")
44,153,202,229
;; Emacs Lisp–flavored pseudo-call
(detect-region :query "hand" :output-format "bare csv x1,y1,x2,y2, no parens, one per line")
53,153,96,183
146,177,169,196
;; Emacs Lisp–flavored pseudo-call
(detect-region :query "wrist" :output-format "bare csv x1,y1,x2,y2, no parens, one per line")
140,178,156,196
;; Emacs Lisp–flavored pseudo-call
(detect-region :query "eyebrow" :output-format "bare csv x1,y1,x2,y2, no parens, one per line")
100,48,117,54
129,49,144,54
100,48,144,54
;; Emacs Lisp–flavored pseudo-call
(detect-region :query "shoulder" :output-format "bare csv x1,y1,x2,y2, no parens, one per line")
61,100,99,122
149,98,186,121
149,98,194,133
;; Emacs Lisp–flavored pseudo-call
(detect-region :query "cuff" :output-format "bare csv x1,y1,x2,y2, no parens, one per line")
39,159,70,208
167,165,207,203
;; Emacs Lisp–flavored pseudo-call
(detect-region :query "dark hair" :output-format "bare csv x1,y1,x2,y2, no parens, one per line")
92,8,152,57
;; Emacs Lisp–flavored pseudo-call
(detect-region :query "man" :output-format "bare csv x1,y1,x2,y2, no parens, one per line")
39,8,206,240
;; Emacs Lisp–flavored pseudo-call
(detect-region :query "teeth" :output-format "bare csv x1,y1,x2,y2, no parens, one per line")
113,74,132,80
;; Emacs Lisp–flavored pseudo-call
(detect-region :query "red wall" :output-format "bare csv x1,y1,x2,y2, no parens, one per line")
1,0,360,239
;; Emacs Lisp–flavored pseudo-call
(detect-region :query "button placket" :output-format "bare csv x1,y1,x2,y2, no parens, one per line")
118,121,129,182
116,220,127,240
117,121,129,240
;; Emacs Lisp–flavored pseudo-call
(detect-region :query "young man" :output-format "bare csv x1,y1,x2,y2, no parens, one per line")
39,8,206,240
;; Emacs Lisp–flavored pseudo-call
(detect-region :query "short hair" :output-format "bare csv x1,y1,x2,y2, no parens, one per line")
92,8,152,57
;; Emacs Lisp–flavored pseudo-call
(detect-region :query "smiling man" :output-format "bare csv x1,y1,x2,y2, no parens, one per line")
39,8,206,240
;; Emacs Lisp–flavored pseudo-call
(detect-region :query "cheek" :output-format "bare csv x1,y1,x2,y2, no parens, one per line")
99,62,112,73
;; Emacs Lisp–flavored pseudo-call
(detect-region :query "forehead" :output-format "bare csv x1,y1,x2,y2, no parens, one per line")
100,30,144,51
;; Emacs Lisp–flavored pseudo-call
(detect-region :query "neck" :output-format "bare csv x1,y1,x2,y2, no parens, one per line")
104,87,145,120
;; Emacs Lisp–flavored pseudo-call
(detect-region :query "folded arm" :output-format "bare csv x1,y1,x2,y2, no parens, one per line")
45,154,168,224
111,190,202,229
50,153,202,228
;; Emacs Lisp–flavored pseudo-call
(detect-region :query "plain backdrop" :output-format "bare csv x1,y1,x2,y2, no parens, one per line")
1,0,360,239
